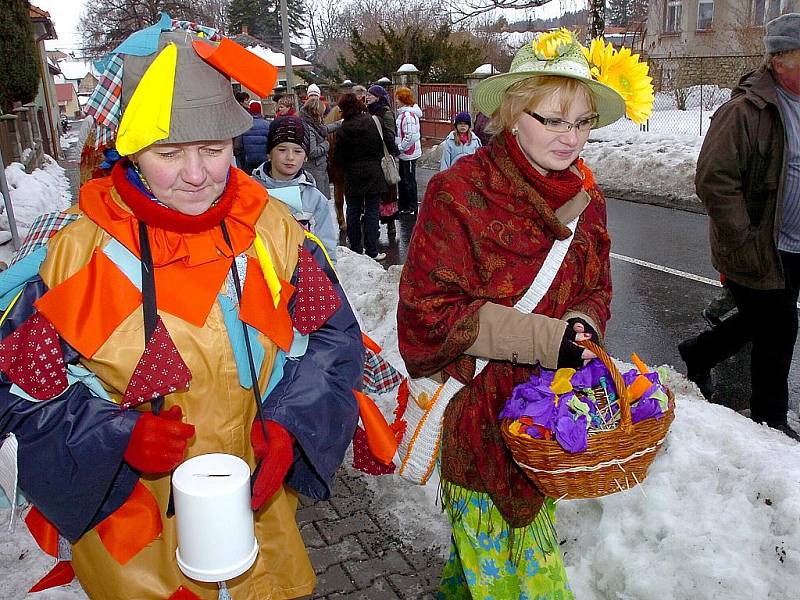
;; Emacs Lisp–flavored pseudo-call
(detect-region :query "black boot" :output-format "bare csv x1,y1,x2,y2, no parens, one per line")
678,337,714,400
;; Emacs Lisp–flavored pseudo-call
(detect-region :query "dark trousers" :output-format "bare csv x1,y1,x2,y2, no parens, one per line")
398,159,418,213
686,311,748,373
346,193,380,257
726,250,800,426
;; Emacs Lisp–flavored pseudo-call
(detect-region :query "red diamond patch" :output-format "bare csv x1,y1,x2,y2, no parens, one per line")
293,246,341,335
122,316,191,409
0,312,68,400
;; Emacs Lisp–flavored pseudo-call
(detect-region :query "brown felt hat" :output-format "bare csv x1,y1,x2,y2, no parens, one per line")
121,31,251,147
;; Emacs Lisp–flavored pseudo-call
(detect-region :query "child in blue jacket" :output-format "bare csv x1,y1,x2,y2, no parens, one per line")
440,111,482,171
252,116,339,263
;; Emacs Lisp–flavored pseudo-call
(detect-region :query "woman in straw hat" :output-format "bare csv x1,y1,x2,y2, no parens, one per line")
0,16,362,600
397,29,653,597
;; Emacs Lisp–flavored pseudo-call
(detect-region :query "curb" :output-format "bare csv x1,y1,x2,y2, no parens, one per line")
602,188,706,215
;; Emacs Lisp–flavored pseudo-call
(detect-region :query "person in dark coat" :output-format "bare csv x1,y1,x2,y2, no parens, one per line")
332,92,393,261
241,101,270,174
233,91,251,169
367,84,400,236
472,111,492,146
683,13,800,440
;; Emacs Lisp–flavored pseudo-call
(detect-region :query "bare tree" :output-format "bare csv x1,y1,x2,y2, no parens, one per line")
77,0,222,58
445,0,606,39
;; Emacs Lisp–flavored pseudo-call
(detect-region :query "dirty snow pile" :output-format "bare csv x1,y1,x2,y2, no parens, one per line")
0,157,72,264
2,249,798,599
338,248,800,600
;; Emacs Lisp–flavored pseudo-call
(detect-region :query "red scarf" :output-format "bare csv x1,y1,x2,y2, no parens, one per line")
503,130,582,210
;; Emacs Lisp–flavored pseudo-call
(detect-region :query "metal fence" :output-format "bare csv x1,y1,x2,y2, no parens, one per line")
416,84,469,141
599,54,763,138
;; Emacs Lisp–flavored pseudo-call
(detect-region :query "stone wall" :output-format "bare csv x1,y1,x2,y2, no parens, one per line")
649,55,763,92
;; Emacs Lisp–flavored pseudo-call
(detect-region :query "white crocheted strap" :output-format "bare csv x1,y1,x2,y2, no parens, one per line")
0,434,19,529
515,437,667,475
514,217,578,315
407,376,445,399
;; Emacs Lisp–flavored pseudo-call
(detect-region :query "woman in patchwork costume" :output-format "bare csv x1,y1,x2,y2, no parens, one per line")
397,31,653,598
0,18,362,600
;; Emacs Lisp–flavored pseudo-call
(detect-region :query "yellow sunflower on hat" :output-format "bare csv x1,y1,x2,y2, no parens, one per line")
583,38,654,124
532,28,576,60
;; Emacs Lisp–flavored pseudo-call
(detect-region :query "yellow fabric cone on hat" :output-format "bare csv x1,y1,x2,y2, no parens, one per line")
116,43,178,156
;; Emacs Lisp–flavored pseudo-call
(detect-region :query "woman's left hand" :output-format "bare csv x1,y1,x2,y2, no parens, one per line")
557,324,597,369
567,317,598,342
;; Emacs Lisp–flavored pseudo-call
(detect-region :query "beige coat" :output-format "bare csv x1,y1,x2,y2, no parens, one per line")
38,192,314,600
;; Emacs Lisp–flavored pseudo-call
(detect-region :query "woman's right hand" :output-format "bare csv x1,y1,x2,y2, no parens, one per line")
123,406,195,473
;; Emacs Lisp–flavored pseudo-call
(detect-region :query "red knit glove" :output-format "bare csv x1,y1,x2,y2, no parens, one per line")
123,405,195,473
250,420,294,510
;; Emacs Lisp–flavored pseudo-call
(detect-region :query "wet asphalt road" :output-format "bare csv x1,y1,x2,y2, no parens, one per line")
346,167,800,415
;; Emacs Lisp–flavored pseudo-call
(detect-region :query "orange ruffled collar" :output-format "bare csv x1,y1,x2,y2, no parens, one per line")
80,163,268,268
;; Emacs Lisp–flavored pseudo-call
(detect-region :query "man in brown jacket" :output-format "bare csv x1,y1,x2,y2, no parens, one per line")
687,13,800,440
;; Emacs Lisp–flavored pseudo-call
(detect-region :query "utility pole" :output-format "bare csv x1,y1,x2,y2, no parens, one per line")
0,148,20,251
279,0,296,111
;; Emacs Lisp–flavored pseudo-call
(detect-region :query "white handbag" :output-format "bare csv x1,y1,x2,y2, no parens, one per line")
396,216,580,484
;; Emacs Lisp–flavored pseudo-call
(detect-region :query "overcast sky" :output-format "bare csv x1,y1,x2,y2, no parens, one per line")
33,0,581,56
35,0,83,53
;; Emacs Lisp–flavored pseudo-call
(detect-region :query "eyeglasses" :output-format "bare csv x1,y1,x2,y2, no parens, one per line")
525,110,599,133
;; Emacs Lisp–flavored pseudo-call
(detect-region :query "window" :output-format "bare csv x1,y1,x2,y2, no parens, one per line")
666,0,682,32
697,0,714,29
753,0,766,24
767,0,781,20
753,0,781,24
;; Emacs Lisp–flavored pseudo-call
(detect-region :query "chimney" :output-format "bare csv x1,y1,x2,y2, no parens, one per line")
242,25,249,35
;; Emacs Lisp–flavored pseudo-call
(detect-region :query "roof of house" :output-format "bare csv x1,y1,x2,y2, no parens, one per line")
229,33,270,48
55,83,77,103
29,3,57,40
29,4,51,19
245,44,311,68
57,59,97,81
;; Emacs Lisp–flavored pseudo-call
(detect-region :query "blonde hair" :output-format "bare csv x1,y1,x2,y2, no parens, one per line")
277,96,293,109
486,76,597,136
303,96,325,120
396,86,414,106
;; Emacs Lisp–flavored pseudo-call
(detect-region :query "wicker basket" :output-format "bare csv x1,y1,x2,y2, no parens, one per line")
500,340,675,499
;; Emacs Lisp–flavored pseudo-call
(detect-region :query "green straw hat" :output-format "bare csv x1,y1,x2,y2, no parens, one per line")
475,33,626,129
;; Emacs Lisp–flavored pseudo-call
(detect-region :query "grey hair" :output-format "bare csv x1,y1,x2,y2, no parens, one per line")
765,48,800,70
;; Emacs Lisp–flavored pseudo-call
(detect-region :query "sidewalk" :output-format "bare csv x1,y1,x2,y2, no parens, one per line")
299,470,444,599
57,124,83,204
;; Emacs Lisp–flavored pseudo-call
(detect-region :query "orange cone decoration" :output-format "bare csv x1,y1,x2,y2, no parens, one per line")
361,332,382,354
28,561,75,592
354,390,397,465
25,507,59,557
631,352,650,374
192,39,278,98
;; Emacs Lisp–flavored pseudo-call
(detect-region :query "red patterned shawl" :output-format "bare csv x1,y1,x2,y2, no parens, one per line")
397,132,612,527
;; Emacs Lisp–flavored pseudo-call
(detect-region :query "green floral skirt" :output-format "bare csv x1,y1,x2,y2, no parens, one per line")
437,483,574,600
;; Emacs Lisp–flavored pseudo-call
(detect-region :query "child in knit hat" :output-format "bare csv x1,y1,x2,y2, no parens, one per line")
439,110,482,171
251,115,339,262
